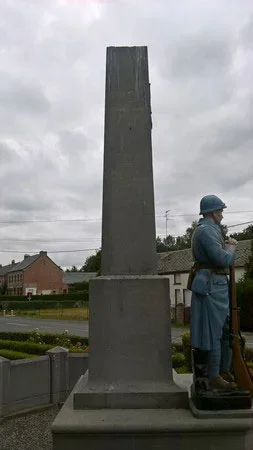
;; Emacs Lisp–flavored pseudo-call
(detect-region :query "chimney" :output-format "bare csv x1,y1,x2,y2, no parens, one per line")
11,260,15,265
24,254,30,259
40,251,47,256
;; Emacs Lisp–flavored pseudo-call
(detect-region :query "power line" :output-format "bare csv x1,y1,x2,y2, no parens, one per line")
1,210,253,224
0,248,98,254
227,221,253,229
157,211,253,218
0,238,101,242
0,218,101,224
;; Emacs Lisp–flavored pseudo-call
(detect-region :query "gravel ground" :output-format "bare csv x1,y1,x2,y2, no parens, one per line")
0,406,60,450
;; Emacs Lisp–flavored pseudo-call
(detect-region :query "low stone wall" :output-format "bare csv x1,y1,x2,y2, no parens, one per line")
0,347,88,418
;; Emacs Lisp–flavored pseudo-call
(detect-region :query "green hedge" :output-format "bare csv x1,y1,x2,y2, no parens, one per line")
237,278,253,331
172,352,186,369
0,292,89,302
0,300,89,310
0,349,37,360
0,339,52,355
0,331,89,348
181,331,192,372
172,342,183,353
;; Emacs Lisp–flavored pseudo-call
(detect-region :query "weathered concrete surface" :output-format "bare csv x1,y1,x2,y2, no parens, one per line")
71,46,188,410
73,372,188,409
68,353,88,392
73,276,187,408
52,379,253,450
47,347,69,404
101,46,156,276
88,277,172,384
0,349,88,419
0,356,51,417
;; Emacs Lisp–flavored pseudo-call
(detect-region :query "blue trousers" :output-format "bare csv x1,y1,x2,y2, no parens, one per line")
207,316,232,377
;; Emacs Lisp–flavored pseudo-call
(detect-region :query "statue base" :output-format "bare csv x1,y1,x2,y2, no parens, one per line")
190,384,252,411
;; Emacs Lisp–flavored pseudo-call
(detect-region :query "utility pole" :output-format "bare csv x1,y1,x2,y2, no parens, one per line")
165,210,170,239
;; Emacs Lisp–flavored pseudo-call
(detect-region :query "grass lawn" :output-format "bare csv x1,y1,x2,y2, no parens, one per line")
15,307,89,321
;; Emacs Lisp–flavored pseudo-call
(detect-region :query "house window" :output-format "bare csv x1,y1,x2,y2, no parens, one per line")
174,273,181,285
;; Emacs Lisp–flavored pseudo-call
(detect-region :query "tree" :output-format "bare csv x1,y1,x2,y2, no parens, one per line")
230,225,253,242
81,250,101,273
156,221,198,253
156,236,170,253
66,265,79,272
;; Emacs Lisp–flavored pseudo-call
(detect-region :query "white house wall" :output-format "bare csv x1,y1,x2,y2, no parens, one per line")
167,268,245,308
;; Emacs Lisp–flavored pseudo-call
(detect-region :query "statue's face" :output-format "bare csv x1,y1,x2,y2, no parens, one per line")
212,209,223,224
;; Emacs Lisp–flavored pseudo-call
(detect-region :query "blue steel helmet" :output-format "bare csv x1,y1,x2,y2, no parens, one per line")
199,195,227,215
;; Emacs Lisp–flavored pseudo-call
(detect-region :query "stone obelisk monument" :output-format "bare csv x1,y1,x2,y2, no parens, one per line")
52,47,252,450
72,46,187,409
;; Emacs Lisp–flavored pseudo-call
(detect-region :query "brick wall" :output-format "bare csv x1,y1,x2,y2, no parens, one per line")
24,255,64,294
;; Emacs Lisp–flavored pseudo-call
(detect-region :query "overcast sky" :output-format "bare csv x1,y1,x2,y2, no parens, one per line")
1,0,253,270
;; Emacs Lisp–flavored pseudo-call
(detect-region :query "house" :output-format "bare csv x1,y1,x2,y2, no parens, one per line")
157,239,252,324
3,251,68,296
0,260,19,294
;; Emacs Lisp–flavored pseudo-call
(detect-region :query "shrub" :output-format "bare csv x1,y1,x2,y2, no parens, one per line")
181,331,192,372
237,277,253,331
0,300,89,311
245,347,253,362
172,352,186,369
172,342,183,353
175,365,190,374
0,331,89,348
0,339,51,355
0,349,36,360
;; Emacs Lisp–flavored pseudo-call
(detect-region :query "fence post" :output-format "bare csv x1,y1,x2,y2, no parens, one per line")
46,347,69,404
0,357,11,420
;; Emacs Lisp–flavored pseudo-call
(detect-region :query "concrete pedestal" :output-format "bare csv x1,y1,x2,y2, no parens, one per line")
75,276,187,409
52,376,253,450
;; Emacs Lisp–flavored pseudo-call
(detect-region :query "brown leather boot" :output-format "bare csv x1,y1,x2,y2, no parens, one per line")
209,375,237,390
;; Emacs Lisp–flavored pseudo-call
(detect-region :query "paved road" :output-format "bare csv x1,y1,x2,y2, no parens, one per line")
1,316,253,346
0,316,89,337
0,316,186,341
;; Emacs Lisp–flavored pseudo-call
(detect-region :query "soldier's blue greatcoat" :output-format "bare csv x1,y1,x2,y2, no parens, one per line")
190,218,236,351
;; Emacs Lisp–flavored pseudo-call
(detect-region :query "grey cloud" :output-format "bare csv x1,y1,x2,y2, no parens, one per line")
167,34,233,79
59,130,89,155
3,193,53,213
240,18,253,49
0,75,50,115
0,0,253,269
0,141,20,163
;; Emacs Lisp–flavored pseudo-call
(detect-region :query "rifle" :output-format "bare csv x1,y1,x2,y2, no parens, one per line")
230,264,253,394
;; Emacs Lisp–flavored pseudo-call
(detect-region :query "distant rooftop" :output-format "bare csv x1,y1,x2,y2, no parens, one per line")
0,261,19,276
63,272,98,285
8,254,41,272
